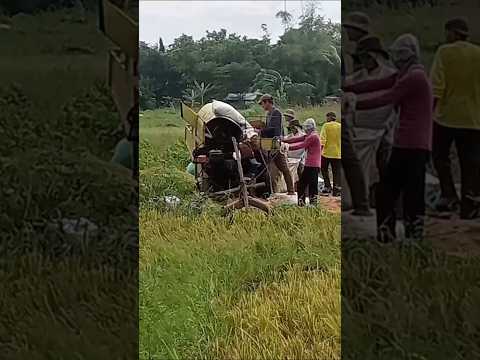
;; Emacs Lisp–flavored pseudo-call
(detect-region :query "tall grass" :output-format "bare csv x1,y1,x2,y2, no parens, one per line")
139,104,341,359
212,265,340,360
1,10,137,357
140,207,340,359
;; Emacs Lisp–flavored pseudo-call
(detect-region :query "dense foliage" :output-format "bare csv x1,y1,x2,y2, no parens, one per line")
139,5,341,109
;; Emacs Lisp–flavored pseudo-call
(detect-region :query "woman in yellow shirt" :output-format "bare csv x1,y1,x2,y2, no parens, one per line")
320,112,341,196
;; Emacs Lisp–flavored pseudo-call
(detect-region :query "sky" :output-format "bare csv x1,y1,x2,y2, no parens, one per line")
140,0,341,47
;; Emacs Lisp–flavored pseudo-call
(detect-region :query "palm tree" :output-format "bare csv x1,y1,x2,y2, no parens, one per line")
275,0,292,33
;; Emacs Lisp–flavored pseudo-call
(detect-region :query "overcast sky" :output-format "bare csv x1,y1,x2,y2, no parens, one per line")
140,1,341,47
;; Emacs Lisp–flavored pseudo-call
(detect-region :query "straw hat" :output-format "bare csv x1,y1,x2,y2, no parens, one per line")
283,109,296,119
342,12,371,34
356,35,389,59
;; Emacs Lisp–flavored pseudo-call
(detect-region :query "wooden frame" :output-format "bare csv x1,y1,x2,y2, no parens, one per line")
108,49,134,123
100,0,138,58
99,0,138,123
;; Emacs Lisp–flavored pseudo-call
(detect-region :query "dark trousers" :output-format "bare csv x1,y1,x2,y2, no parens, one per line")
376,148,429,242
342,120,370,211
298,166,320,206
370,131,393,208
432,122,480,217
321,157,341,190
297,162,304,178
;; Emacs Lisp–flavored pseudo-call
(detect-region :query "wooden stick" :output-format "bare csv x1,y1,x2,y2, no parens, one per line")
232,137,249,208
211,182,265,197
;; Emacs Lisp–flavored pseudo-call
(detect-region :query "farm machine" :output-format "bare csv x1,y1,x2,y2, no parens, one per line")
181,101,283,212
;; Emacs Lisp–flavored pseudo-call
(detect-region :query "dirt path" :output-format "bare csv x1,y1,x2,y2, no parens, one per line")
267,193,341,213
342,210,480,257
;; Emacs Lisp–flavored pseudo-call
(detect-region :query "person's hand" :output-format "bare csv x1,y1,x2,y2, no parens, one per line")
280,142,290,154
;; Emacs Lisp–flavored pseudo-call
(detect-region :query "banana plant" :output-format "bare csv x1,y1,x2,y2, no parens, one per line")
182,88,199,107
193,80,215,106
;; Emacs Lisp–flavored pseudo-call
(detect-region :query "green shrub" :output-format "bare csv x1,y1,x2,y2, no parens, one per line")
140,164,195,206
0,84,45,154
61,82,122,159
164,139,190,169
139,140,162,170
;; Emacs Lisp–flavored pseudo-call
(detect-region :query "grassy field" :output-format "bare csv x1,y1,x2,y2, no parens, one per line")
1,10,138,358
140,103,341,153
1,10,109,119
139,104,341,359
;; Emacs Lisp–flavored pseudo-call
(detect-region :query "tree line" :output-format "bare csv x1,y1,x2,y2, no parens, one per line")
0,0,136,15
342,0,468,10
139,5,341,110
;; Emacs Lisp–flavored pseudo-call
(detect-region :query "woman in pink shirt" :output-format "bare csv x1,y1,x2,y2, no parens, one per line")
345,34,433,243
283,118,321,206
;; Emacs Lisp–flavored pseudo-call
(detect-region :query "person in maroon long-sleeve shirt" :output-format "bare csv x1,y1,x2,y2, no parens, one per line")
345,34,433,243
283,118,321,206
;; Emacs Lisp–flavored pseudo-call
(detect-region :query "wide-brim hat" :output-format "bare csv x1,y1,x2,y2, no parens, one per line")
287,119,301,128
342,12,371,34
283,109,295,119
356,35,389,59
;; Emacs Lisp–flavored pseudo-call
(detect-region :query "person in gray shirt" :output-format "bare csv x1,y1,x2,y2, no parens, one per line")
258,94,295,195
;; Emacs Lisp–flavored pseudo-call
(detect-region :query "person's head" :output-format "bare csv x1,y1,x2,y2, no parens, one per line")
283,109,296,122
389,33,420,70
445,18,469,43
326,112,337,122
343,12,371,42
356,35,389,72
287,119,302,134
258,94,274,111
303,118,316,133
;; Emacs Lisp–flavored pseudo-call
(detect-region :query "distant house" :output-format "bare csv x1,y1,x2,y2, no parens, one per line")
223,92,259,108
321,96,340,106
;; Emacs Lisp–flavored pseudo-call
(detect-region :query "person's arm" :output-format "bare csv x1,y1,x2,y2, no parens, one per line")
320,124,327,146
430,48,445,113
343,73,398,94
260,110,282,137
355,71,414,110
288,135,312,151
283,134,306,144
